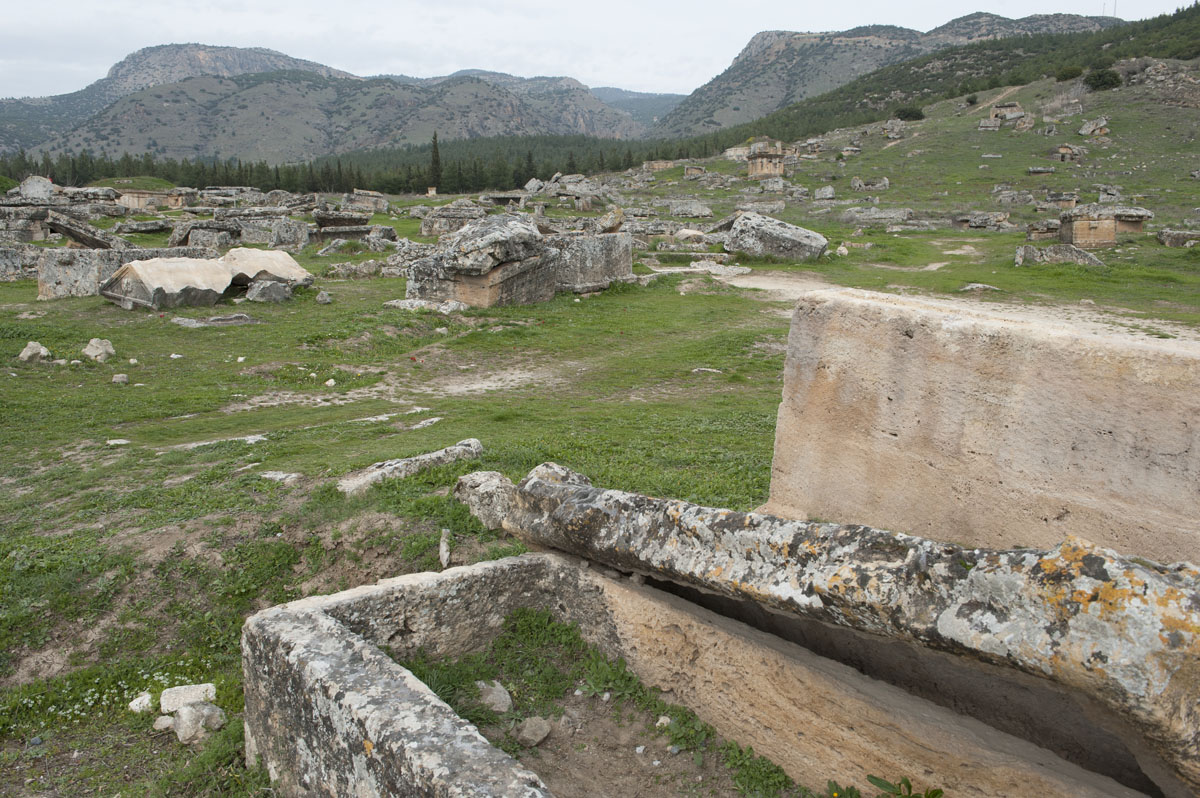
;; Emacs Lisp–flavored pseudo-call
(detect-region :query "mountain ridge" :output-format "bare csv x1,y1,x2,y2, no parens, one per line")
652,12,1125,137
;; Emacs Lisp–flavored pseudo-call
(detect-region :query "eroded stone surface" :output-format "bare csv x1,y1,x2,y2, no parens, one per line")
463,464,1200,794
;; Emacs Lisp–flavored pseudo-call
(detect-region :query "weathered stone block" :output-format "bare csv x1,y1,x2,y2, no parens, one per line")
545,232,633,293
37,246,219,299
767,288,1200,565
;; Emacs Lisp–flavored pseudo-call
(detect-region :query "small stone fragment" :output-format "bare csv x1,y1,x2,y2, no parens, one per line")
315,291,332,305
128,692,153,713
635,745,646,754
82,338,115,363
17,341,49,363
514,716,552,747
112,374,129,385
173,701,226,745
170,353,183,359
475,680,513,713
160,682,216,713
107,439,131,446
324,378,336,387
153,715,175,731
439,529,451,568
655,715,672,728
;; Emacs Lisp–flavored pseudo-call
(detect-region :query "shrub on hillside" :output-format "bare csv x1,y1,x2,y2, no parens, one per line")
893,106,925,121
1083,68,1123,90
1056,65,1084,82
0,175,16,193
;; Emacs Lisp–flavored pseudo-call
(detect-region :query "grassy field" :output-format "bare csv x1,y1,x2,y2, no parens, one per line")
2,71,1197,795
0,252,792,794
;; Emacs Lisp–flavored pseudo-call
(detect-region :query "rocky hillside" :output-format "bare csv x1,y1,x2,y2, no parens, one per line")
654,12,1123,137
36,70,645,164
0,44,357,153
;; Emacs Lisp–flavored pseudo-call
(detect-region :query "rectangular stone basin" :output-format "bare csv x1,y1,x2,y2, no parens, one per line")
242,553,1143,797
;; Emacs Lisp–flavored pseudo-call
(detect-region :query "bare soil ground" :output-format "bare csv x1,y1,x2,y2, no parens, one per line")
491,693,746,798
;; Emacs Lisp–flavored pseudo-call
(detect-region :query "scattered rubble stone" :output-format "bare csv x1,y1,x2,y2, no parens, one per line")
82,338,115,363
128,692,153,713
337,439,483,495
160,683,217,713
514,717,552,748
174,702,226,745
316,291,332,304
17,341,49,362
475,680,513,713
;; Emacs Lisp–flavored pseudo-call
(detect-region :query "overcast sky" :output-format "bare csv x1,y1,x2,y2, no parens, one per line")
1,0,1185,99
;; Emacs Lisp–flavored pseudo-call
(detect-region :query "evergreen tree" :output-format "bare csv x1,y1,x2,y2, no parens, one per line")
429,132,442,190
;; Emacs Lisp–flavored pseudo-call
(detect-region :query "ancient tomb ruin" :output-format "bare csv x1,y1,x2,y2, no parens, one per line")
406,215,633,308
242,287,1199,797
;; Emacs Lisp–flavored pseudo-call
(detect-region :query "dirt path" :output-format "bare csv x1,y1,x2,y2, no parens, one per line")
717,270,1200,342
715,270,830,302
969,85,1022,115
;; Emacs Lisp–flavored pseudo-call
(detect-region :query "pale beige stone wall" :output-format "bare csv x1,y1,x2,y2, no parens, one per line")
767,288,1200,564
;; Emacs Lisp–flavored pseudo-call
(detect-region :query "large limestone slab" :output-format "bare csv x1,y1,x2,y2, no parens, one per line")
465,464,1200,795
766,289,1200,564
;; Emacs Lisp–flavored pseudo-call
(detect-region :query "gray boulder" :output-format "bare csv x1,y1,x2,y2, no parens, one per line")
245,279,292,302
1157,230,1200,248
814,186,835,201
727,213,827,260
475,680,513,713
82,338,115,363
18,341,49,362
174,701,227,745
